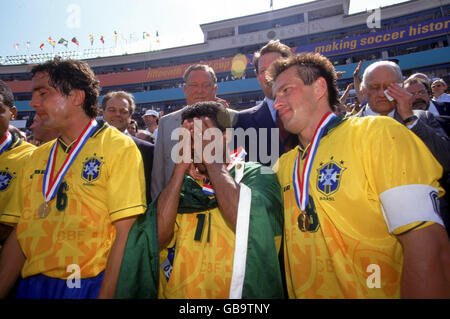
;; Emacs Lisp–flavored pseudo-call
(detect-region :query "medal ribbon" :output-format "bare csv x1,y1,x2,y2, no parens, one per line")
43,119,98,202
202,147,247,196
0,131,13,155
293,112,336,211
226,146,247,171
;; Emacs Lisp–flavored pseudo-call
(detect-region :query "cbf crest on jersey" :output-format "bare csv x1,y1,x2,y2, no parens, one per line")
81,155,103,183
316,158,346,197
0,169,13,191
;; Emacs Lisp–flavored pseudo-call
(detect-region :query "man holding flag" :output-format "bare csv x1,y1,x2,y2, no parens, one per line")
116,101,284,299
0,57,147,299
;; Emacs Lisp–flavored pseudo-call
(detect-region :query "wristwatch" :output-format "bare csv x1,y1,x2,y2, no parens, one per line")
403,115,418,125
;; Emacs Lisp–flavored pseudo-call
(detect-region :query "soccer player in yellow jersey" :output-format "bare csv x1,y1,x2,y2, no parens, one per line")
267,53,450,298
0,80,35,246
0,58,146,299
151,101,283,299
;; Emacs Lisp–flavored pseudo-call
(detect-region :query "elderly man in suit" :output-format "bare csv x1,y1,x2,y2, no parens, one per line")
354,60,450,172
233,40,297,169
151,64,238,199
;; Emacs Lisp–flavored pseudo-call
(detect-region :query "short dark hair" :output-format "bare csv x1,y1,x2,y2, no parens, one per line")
183,64,217,84
129,119,138,129
31,57,100,118
101,90,135,114
267,53,339,107
0,80,14,108
181,101,231,132
253,40,292,74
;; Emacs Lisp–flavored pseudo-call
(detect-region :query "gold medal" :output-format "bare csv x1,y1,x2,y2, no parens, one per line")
38,202,50,219
298,213,310,232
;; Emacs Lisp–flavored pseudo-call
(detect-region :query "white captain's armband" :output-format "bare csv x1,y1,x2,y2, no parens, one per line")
379,184,444,234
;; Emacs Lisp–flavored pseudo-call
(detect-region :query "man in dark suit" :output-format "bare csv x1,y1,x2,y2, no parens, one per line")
233,40,297,169
403,76,450,236
404,76,450,136
102,90,154,203
434,101,450,116
404,77,450,116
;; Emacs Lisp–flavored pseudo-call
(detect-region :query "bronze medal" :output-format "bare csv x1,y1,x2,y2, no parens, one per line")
298,213,310,232
38,202,50,219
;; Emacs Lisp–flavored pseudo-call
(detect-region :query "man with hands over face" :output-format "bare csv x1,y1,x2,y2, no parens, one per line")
116,101,284,299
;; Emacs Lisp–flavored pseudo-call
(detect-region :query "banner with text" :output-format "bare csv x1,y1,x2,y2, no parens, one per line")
295,16,450,56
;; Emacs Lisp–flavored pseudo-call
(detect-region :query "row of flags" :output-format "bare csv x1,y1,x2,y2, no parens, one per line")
13,31,160,51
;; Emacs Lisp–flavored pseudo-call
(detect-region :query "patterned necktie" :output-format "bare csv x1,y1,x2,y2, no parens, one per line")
276,112,298,153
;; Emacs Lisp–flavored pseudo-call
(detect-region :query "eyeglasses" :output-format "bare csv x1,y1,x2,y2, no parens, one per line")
431,84,443,88
185,82,214,90
105,107,130,115
409,89,428,96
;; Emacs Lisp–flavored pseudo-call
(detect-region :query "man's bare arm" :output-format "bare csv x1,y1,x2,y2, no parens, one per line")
0,228,25,298
397,223,450,298
97,216,137,299
205,163,240,230
157,165,188,250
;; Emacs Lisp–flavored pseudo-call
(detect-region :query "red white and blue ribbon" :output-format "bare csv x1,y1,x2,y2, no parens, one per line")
0,131,13,155
293,112,336,211
226,147,247,171
202,182,215,196
201,147,247,196
42,119,98,203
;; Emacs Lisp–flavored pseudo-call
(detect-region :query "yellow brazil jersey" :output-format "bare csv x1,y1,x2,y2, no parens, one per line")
16,123,146,279
0,135,35,225
276,116,443,299
158,206,235,299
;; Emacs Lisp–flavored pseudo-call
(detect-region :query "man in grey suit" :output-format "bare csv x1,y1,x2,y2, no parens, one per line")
151,64,238,199
354,60,450,172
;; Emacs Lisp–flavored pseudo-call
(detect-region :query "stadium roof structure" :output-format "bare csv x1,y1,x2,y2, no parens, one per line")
3,0,450,115
3,0,445,73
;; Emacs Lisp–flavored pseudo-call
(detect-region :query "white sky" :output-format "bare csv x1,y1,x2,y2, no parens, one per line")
0,0,410,57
